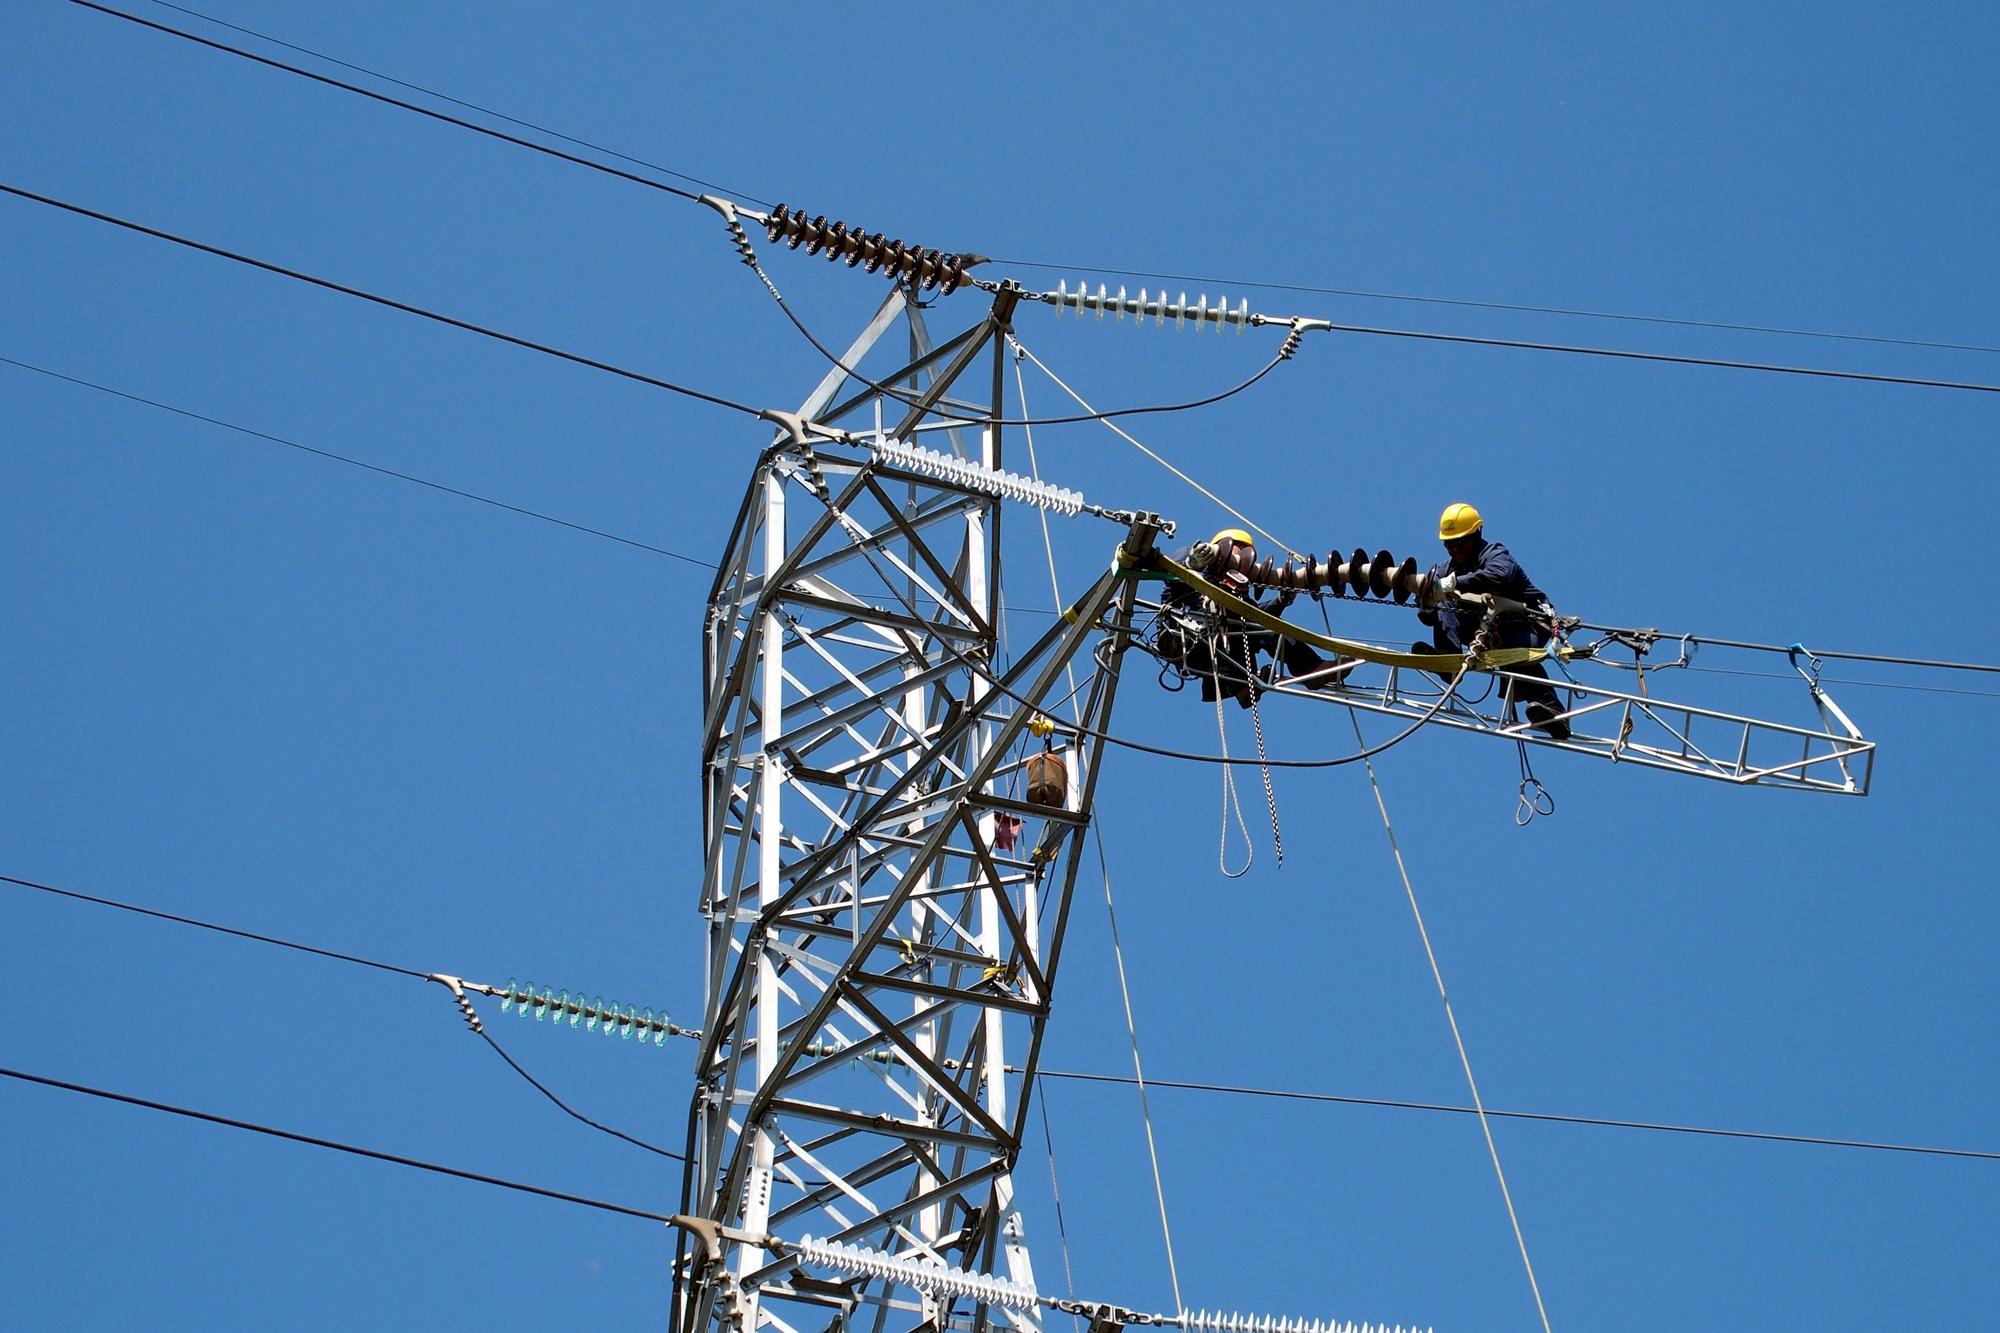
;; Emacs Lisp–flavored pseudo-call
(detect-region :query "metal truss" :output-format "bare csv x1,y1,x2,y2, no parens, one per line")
1271,657,1874,795
679,283,1153,1333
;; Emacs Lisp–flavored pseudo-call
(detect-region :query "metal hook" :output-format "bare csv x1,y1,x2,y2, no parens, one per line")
1787,641,1824,693
1515,777,1557,826
1514,740,1557,826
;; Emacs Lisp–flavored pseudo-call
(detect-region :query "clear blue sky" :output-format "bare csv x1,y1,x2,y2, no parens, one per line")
3,3,1995,1329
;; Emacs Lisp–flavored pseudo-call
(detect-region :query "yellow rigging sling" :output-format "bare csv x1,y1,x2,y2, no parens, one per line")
1127,550,1577,674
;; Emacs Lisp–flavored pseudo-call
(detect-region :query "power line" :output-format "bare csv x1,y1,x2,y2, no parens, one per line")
1679,664,2000,700
7,354,1042,639
0,871,428,980
1,1064,688,1222
92,1,1990,366
0,182,767,418
2,353,717,569
756,216,2000,399
142,0,776,208
64,6,2000,399
18,338,1992,699
992,257,2000,358
1158,590,2000,688
475,1026,686,1163
6,354,1091,633
1,871,688,1164
25,345,1986,705
12,870,1993,1165
1308,319,2000,395
762,218,2000,396
66,0,715,206
1578,624,2000,675
1036,1069,2000,1163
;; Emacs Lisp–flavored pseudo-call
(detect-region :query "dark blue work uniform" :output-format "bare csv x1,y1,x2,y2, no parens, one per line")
1158,545,1326,706
1416,537,1560,712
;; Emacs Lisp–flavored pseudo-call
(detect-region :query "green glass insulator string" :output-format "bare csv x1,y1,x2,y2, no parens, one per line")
499,979,673,1046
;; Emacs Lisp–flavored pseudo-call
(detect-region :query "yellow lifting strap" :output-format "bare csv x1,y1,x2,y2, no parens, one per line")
1128,550,1577,674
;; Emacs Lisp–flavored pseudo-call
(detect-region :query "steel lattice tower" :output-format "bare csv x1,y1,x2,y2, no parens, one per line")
677,284,1154,1333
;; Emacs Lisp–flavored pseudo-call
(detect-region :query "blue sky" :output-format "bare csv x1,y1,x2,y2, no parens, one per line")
3,3,1996,1329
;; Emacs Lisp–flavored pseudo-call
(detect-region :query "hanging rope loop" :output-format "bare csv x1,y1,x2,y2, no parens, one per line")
1209,644,1254,879
1514,744,1557,827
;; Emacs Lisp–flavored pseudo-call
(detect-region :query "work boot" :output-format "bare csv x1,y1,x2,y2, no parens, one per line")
1525,702,1572,741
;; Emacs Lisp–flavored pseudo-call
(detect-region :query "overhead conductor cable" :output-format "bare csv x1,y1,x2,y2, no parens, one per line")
69,3,2000,392
8,873,1996,1160
98,0,1996,366
0,183,765,418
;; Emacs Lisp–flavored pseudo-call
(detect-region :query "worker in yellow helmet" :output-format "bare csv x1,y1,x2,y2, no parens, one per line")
1155,527,1330,706
1417,503,1570,739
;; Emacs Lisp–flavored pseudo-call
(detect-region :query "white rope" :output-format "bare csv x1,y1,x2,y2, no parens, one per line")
1342,707,1554,1333
1093,826,1184,1313
1017,331,1291,875
1037,1092,1083,1333
1005,347,1539,1321
1009,337,1293,557
1013,348,1085,728
1209,654,1254,879
1014,344,1085,1333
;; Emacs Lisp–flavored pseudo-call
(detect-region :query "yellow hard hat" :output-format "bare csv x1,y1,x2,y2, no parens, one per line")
1211,527,1254,547
1437,503,1483,542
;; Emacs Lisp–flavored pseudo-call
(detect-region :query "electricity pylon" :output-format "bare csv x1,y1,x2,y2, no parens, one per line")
678,283,1153,1333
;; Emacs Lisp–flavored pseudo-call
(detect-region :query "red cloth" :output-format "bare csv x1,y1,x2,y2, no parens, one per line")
992,814,1023,852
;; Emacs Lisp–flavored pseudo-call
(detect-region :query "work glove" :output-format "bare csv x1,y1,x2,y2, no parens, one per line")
1435,572,1458,599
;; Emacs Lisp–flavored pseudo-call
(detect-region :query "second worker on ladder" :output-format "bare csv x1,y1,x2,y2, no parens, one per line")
1418,502,1571,740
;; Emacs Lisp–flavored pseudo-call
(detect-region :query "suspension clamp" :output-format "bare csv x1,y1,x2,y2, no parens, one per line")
698,195,761,269
759,409,856,449
427,973,483,1034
